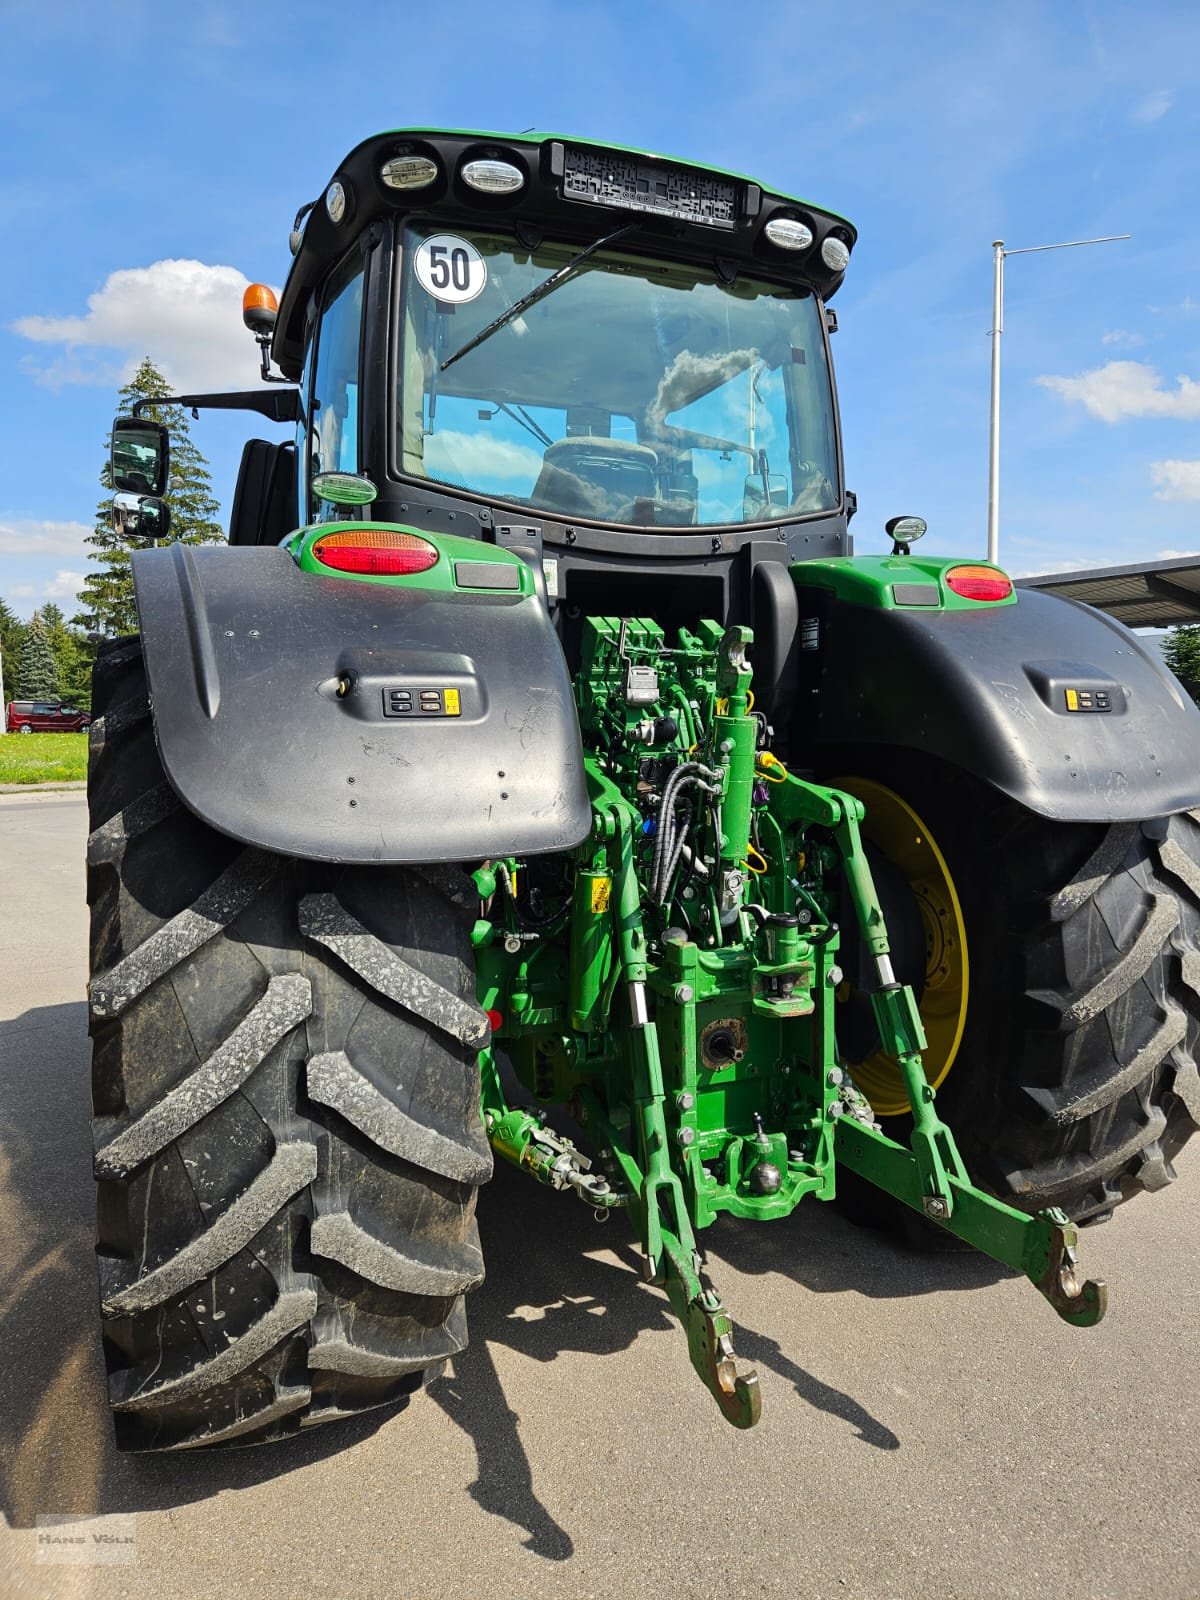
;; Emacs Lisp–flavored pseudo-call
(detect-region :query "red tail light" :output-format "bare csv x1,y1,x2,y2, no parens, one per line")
945,564,1013,602
486,1009,504,1033
312,529,438,575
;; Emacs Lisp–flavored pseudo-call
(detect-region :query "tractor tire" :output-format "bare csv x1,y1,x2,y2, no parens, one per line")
833,753,1200,1223
86,638,492,1450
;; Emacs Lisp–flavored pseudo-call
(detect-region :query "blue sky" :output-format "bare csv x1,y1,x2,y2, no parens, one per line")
2,0,1198,618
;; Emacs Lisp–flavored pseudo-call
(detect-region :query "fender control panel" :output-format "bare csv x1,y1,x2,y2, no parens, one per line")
383,685,462,718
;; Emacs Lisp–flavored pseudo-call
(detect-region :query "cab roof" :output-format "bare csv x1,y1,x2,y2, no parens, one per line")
273,128,857,380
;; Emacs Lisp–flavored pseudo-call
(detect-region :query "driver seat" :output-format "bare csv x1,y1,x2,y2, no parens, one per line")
531,437,659,519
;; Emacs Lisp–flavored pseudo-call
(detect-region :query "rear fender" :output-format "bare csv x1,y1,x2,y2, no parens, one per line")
131,540,591,862
790,572,1200,821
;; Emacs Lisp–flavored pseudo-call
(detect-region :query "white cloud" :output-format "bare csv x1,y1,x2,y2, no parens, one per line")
12,260,275,392
1151,461,1200,502
1132,88,1173,123
1155,550,1198,559
43,570,87,604
421,431,544,486
0,517,91,557
1036,360,1200,423
1101,329,1144,348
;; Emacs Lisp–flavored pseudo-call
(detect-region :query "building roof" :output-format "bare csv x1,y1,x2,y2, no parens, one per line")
1018,555,1200,629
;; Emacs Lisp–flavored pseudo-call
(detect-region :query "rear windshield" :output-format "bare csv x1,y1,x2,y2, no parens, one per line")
397,223,840,529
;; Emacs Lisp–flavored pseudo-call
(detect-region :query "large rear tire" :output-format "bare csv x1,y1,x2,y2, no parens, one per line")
87,639,492,1450
835,754,1200,1221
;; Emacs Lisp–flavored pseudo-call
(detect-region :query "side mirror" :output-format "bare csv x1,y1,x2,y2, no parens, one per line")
742,472,789,520
111,416,169,497
111,492,171,542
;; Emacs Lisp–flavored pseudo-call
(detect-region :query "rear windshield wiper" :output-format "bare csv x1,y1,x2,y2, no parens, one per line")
439,223,637,373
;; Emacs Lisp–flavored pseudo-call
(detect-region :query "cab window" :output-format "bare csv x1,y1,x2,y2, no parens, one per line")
309,252,364,517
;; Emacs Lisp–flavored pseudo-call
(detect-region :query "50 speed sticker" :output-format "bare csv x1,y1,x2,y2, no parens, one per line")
414,235,487,304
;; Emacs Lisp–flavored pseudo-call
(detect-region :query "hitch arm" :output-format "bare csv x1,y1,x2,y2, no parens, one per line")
579,1086,761,1428
835,1119,1107,1327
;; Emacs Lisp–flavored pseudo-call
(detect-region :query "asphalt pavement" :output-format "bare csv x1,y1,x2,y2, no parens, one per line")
1,791,1197,1600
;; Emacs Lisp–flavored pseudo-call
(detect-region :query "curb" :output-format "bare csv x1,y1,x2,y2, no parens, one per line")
0,781,87,794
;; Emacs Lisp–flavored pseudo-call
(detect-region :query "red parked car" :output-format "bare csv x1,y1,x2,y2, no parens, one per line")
5,699,91,733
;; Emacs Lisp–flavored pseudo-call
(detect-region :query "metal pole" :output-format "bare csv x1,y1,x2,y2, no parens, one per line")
985,233,1129,565
987,241,1004,567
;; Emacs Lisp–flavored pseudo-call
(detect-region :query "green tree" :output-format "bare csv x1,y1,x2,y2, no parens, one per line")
15,613,60,699
74,357,224,637
36,601,96,711
0,597,25,710
1162,626,1200,704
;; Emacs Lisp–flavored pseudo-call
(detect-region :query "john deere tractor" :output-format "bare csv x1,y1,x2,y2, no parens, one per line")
89,129,1200,1449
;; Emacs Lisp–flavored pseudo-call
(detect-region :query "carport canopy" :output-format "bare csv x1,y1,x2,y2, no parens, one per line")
1019,555,1200,629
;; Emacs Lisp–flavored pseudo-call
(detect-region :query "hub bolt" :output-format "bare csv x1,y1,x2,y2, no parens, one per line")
827,1067,845,1087
677,1126,696,1147
676,1091,696,1111
674,984,694,1004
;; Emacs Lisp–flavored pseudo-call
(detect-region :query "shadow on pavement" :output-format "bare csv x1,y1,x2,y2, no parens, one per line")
428,1156,919,1557
704,1193,1011,1299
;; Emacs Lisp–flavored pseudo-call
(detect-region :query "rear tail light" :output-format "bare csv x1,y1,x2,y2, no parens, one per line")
945,564,1013,602
311,529,439,576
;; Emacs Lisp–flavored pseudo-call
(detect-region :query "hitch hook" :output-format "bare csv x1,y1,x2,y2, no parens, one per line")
686,1291,761,1430
1032,1208,1108,1327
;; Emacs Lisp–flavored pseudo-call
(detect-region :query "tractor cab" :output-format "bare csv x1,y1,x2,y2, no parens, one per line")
229,131,859,642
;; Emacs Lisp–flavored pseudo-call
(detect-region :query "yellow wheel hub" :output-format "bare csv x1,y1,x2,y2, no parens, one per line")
834,777,969,1117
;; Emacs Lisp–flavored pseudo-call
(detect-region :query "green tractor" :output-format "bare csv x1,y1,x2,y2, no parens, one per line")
89,130,1200,1449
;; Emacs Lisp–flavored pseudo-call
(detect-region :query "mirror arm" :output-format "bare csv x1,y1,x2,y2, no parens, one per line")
132,389,302,424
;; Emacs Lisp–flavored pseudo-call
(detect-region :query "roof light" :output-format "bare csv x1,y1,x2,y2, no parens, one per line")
381,154,439,191
461,158,525,195
820,234,851,272
241,283,279,335
311,529,439,576
945,564,1013,602
765,217,814,251
325,180,349,224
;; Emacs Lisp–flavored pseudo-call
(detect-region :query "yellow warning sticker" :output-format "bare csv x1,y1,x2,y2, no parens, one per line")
1065,688,1079,712
444,688,461,716
590,877,612,913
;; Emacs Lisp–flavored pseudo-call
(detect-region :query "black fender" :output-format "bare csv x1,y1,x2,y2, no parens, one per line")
131,543,591,863
790,583,1200,821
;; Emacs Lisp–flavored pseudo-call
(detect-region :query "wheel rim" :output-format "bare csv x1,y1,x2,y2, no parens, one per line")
834,776,969,1117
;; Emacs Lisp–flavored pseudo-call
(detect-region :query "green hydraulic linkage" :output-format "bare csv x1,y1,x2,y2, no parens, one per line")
473,768,762,1427
472,615,1104,1432
767,767,1108,1330
583,762,762,1427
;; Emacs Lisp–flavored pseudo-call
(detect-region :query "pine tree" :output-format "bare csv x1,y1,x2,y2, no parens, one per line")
0,597,25,710
74,358,225,637
15,613,60,700
37,602,96,711
1163,626,1200,705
